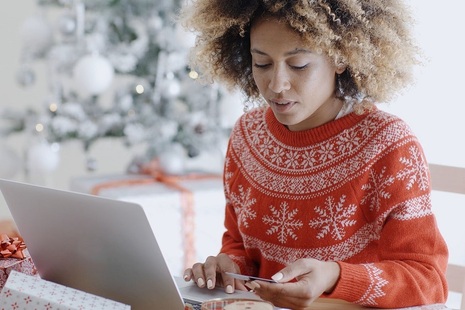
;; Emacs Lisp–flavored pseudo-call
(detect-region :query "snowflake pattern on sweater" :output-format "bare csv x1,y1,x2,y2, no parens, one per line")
309,195,357,241
263,201,303,244
221,107,448,308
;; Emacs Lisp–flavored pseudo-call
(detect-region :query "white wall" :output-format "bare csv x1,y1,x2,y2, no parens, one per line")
381,1,465,167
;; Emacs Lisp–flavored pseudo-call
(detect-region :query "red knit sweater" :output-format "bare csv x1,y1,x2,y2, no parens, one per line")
220,107,448,308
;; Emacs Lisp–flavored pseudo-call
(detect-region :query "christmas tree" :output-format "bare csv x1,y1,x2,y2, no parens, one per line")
2,0,239,174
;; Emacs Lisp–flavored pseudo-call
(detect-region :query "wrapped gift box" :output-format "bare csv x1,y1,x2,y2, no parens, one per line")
70,173,226,276
0,270,130,309
0,250,37,290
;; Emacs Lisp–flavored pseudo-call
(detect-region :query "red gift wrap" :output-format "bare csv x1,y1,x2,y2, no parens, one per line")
0,234,38,290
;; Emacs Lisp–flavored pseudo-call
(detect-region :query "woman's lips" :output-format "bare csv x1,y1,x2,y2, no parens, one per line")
270,99,297,112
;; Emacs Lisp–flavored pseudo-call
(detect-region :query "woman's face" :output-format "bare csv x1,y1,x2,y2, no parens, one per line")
250,16,344,131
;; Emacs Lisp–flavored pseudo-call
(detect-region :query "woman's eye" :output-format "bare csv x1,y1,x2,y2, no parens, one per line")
290,64,308,70
254,63,270,69
253,63,308,70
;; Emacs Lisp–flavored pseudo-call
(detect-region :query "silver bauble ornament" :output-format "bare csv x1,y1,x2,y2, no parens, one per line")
16,67,36,87
27,142,60,174
20,15,53,56
58,13,76,36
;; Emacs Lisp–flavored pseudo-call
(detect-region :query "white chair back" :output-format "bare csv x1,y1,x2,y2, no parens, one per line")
429,163,465,309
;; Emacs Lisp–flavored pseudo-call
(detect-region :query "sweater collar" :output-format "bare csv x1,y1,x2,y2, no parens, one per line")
264,106,375,147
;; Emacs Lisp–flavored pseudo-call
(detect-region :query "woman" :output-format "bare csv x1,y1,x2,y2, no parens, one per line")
180,1,448,308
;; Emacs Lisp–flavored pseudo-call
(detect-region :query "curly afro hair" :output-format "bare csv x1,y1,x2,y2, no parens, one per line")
179,0,421,111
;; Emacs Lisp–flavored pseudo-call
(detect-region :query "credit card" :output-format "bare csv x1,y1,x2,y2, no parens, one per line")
225,272,277,283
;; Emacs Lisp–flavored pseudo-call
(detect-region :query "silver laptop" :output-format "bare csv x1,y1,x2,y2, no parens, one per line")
0,178,259,310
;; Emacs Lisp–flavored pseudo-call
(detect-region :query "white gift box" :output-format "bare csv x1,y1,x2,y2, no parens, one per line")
70,173,226,276
0,270,130,309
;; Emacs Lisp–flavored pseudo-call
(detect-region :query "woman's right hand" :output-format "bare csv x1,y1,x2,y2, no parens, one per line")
183,253,248,293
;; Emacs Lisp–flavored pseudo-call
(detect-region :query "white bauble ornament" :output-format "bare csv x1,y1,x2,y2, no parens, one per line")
20,15,53,55
148,14,163,31
27,142,60,174
73,54,114,96
162,78,181,99
58,13,76,36
158,143,186,175
0,145,22,179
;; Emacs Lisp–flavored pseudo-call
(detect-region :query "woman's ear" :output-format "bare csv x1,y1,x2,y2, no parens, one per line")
336,63,347,74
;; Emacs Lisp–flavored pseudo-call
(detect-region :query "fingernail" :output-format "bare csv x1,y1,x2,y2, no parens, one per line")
207,279,213,289
245,281,260,290
183,274,189,281
226,285,234,294
197,278,205,287
271,272,283,282
244,282,255,291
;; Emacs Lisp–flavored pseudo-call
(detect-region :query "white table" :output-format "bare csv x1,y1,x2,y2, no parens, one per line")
175,277,451,310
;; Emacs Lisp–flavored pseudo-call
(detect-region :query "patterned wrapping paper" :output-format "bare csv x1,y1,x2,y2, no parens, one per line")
0,270,131,310
0,249,37,290
200,299,274,310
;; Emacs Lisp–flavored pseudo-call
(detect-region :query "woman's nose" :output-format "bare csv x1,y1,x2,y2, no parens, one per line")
268,66,291,93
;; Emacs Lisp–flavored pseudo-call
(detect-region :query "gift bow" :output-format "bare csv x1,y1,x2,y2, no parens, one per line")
0,234,27,259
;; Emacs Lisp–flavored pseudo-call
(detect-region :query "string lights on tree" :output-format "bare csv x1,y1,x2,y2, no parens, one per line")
0,0,243,177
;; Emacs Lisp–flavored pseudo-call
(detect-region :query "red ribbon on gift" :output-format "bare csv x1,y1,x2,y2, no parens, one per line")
0,234,27,260
91,159,221,270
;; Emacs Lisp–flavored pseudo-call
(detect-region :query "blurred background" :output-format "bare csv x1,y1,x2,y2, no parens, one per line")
0,0,244,195
0,0,464,306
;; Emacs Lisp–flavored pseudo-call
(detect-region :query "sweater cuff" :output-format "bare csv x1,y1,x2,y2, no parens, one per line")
324,262,367,303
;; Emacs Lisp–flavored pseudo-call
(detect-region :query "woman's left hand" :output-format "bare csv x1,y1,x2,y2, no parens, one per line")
246,258,340,310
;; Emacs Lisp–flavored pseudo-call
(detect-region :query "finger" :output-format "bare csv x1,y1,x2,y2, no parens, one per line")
234,279,248,291
191,262,207,288
245,280,260,292
216,253,240,293
254,280,302,299
203,256,219,289
183,268,193,282
254,281,317,309
272,258,316,283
